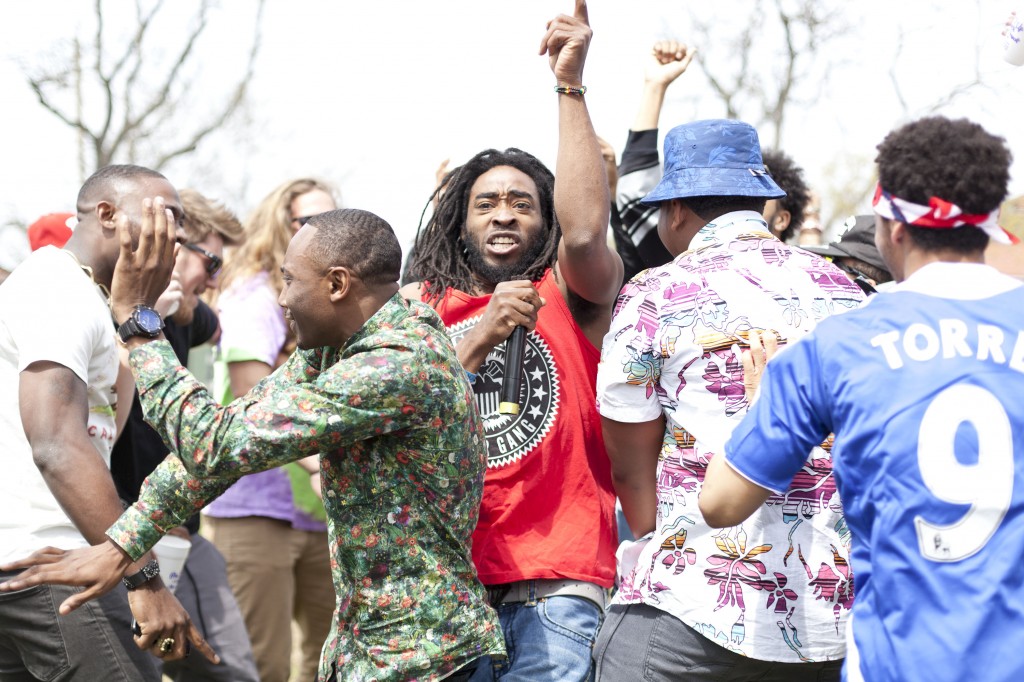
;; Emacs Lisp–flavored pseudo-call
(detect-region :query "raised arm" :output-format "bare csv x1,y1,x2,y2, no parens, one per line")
632,40,695,132
614,41,697,282
540,0,622,315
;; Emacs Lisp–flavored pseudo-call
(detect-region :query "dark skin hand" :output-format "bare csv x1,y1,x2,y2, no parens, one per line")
0,197,217,665
110,196,179,326
539,0,623,345
457,280,546,373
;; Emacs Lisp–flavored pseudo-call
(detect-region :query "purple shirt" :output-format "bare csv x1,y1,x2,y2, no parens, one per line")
203,271,326,531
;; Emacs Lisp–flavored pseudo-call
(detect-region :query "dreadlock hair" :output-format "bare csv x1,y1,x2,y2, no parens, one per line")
876,116,1011,254
409,148,559,303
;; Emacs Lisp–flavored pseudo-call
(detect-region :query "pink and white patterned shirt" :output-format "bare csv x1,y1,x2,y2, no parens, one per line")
597,211,863,663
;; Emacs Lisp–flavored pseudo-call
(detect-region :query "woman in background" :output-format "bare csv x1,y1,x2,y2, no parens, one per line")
204,178,337,682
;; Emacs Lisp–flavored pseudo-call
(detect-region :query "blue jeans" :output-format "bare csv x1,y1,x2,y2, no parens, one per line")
469,594,603,682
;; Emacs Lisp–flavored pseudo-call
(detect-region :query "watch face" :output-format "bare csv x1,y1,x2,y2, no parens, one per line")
136,307,163,334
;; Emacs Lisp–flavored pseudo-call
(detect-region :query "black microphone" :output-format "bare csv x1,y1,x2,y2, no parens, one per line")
498,325,527,415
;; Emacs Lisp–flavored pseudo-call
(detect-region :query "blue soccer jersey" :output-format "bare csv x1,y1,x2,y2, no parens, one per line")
726,262,1024,682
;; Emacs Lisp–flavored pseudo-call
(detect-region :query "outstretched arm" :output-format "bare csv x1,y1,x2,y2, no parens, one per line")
632,40,695,132
703,332,831,527
540,1,622,320
700,456,774,528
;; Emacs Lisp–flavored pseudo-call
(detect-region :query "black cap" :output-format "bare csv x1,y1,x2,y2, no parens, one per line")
803,215,889,274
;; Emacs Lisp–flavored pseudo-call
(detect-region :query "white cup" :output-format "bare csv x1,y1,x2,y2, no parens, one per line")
1004,12,1024,66
153,535,192,594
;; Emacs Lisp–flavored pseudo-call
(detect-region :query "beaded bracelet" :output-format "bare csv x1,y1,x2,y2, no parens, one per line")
554,85,587,96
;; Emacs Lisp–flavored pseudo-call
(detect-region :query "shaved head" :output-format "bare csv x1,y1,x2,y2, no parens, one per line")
76,164,168,215
306,209,402,285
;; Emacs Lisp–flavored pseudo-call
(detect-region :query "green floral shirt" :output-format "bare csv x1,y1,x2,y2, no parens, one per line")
106,294,504,681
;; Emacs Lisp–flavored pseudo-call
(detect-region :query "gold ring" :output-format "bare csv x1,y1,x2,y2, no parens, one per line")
159,637,175,654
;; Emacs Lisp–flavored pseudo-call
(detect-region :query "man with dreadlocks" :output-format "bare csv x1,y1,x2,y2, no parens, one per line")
402,2,622,680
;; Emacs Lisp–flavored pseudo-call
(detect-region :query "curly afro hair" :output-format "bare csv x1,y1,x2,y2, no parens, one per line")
875,116,1011,253
761,148,810,243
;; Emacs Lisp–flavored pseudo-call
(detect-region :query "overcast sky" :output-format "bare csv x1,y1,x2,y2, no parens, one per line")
2,0,1023,257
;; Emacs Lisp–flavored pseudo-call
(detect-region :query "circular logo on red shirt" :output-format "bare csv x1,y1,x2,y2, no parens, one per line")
447,317,560,468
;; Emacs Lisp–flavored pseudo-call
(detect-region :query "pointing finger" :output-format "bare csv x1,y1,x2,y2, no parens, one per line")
574,0,589,25
187,621,220,665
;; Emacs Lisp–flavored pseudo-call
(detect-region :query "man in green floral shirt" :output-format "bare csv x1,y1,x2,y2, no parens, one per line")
0,205,504,681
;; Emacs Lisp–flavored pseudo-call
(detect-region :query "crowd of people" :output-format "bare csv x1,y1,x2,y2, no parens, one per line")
1,2,1023,681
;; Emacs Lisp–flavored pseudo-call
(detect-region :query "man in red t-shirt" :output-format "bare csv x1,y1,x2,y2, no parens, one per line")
400,2,622,679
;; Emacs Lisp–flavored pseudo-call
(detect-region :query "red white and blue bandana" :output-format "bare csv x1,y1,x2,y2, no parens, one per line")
872,183,1015,244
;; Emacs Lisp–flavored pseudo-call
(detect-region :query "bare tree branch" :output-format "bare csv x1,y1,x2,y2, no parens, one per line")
689,0,839,147
110,0,163,83
920,0,989,114
153,0,265,169
108,0,210,156
888,30,910,117
24,0,262,171
121,0,162,104
74,37,87,181
887,0,991,119
691,6,758,120
91,0,118,155
114,0,167,164
27,76,95,144
767,0,799,146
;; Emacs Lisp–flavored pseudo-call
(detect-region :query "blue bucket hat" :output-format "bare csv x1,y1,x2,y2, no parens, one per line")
641,119,785,204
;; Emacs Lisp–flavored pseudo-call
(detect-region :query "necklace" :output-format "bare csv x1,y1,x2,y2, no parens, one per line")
64,250,112,302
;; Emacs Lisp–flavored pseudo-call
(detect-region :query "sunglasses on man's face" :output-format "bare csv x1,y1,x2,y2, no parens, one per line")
834,261,877,296
180,242,223,278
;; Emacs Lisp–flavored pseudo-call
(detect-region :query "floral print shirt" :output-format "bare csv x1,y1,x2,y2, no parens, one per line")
106,294,504,681
597,212,863,663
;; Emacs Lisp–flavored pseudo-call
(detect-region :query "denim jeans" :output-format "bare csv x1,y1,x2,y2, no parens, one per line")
0,570,160,682
469,595,603,682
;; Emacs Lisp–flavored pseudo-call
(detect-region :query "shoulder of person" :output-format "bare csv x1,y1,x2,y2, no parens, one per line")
398,281,424,301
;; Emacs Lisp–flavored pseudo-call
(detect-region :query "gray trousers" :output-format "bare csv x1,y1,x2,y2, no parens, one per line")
162,533,259,682
0,570,160,682
593,603,843,682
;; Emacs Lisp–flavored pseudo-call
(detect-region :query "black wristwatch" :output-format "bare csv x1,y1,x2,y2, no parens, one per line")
116,305,164,343
122,559,160,591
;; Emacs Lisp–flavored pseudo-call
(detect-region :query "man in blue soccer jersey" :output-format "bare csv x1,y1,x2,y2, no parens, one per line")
699,115,1024,682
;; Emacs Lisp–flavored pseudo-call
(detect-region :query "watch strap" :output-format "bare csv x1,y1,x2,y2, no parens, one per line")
116,305,163,343
122,559,160,590
116,316,143,343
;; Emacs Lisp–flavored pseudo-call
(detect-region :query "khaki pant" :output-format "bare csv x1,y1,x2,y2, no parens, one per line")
204,516,334,682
